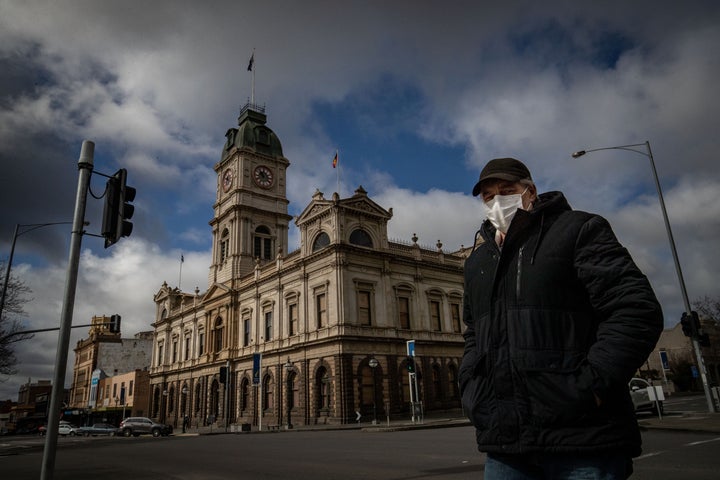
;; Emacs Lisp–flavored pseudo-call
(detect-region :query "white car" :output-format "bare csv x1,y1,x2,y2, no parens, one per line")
629,377,664,415
58,423,79,436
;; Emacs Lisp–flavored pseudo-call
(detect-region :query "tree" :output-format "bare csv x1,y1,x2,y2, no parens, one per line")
692,295,720,324
0,260,33,377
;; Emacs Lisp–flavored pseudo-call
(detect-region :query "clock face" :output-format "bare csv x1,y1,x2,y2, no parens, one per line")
253,165,274,189
222,169,233,192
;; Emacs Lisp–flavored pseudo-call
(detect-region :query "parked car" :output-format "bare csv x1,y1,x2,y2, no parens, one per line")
629,377,664,415
76,423,119,437
57,423,80,436
119,417,172,437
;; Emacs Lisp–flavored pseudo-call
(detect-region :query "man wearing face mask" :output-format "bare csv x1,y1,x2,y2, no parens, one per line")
460,157,663,479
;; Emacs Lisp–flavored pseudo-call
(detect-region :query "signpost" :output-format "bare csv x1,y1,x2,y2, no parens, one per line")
253,353,262,431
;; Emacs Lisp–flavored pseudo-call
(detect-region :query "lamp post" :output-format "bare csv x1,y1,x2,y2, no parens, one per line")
1,222,77,322
572,141,716,413
284,358,293,429
368,358,379,425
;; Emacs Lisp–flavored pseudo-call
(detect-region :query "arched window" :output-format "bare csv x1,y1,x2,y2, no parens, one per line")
286,371,297,412
240,378,249,412
194,382,202,414
316,367,331,413
312,232,330,252
349,229,373,248
262,374,273,411
220,228,229,263
210,380,219,417
253,226,273,260
432,364,442,402
448,363,459,400
360,365,374,408
214,317,224,352
168,386,175,414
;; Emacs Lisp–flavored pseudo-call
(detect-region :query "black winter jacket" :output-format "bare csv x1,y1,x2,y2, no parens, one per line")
460,191,663,457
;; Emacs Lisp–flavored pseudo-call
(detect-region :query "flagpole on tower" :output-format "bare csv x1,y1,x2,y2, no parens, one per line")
248,50,255,105
332,150,340,196
179,254,184,290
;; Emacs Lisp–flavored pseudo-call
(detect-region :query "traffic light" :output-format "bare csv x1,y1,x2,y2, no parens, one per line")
101,168,136,248
219,366,227,384
680,312,695,337
698,332,711,347
406,356,415,373
108,314,121,333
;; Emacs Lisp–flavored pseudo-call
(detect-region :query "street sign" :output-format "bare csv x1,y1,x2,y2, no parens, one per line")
406,339,415,357
252,353,262,385
659,350,669,370
355,411,361,422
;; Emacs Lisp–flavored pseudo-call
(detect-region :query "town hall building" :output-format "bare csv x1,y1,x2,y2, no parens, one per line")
149,103,467,429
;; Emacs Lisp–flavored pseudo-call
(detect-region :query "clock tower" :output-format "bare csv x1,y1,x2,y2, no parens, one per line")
210,103,291,284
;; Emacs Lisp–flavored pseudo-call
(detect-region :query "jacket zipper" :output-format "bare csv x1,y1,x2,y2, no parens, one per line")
516,246,524,299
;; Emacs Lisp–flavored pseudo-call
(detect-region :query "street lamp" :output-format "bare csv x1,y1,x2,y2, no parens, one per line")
368,357,379,425
0,222,80,322
572,141,716,413
284,358,293,430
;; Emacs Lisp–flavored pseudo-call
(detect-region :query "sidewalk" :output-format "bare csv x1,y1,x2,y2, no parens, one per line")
181,411,720,436
638,411,720,434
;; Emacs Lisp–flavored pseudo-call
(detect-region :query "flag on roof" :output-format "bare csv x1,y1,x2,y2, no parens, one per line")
332,151,338,168
247,53,254,71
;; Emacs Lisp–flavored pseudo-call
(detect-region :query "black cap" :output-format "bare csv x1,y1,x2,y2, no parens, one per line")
472,157,532,196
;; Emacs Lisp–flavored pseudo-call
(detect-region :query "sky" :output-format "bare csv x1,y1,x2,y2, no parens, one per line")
1,0,719,401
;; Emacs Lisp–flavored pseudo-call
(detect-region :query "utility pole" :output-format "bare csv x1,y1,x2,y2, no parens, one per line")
41,140,94,480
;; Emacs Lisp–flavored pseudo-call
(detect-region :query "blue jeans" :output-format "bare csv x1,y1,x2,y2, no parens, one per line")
484,452,632,480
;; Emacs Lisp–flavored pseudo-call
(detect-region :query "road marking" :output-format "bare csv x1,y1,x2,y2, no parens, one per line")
637,451,664,460
685,437,720,447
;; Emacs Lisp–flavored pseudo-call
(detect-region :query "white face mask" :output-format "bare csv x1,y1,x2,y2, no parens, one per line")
483,187,528,234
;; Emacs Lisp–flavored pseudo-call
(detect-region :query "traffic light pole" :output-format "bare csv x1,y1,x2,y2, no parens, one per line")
41,140,94,480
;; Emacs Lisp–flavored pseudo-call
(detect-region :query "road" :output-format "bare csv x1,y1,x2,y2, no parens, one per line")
2,394,717,479
1,426,719,479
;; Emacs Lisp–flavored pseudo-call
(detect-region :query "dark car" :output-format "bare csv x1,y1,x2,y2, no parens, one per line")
119,417,172,437
76,423,119,436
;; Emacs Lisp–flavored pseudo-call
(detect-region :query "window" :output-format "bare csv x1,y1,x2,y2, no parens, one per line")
312,232,330,252
113,384,117,398
264,311,273,341
172,339,178,363
253,226,273,260
185,336,191,360
288,303,298,336
398,296,410,329
243,318,251,346
240,378,249,411
448,364,459,400
360,365,374,407
262,375,273,411
220,229,229,263
157,342,164,366
316,292,327,328
198,330,205,356
432,364,442,401
316,367,331,411
214,317,224,352
430,300,442,331
450,302,461,333
349,229,373,248
357,288,372,326
129,380,134,396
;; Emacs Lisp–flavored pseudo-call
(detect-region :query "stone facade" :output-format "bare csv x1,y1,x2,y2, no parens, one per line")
149,104,466,428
